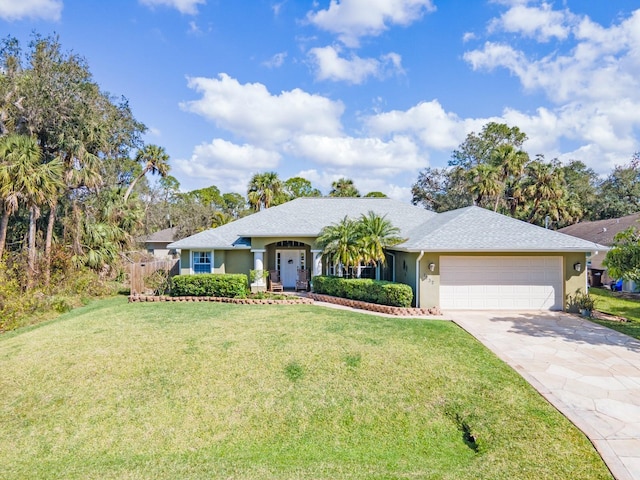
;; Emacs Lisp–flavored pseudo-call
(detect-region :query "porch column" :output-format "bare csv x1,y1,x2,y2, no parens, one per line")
252,249,266,286
311,250,323,277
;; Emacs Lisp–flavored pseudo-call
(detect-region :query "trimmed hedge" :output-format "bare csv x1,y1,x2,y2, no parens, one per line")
312,276,413,307
171,274,248,298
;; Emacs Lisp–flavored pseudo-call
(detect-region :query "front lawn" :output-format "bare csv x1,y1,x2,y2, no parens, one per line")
589,287,640,340
0,297,611,479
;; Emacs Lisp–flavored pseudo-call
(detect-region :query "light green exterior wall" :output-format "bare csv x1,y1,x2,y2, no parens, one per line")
179,249,251,276
393,251,419,307
416,252,588,311
179,249,191,275
225,250,253,276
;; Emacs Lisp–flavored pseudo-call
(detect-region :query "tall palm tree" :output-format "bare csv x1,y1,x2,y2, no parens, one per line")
466,164,501,207
0,134,63,284
316,216,361,276
358,211,404,266
124,144,170,202
329,178,360,197
490,144,529,212
247,171,284,211
522,160,565,224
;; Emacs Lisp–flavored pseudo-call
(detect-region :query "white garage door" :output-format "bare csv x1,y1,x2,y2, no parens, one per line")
440,256,563,310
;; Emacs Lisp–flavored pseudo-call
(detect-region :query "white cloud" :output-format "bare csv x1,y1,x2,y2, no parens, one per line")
308,45,403,84
139,0,205,15
465,8,640,103
174,139,281,194
288,134,423,171
306,0,435,47
180,73,344,146
488,2,572,41
0,0,62,21
366,100,475,150
263,52,287,68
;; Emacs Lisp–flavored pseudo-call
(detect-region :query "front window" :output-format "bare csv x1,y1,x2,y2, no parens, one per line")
193,251,212,274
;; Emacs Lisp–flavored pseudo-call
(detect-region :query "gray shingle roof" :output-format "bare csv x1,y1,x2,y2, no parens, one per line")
557,213,640,246
168,198,604,253
168,197,435,249
400,206,607,252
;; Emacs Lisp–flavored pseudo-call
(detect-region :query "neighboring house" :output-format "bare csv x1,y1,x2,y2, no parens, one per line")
558,213,640,290
168,197,605,311
139,227,178,258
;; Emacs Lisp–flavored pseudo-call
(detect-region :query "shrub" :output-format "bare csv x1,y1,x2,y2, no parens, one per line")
312,276,413,307
171,274,248,298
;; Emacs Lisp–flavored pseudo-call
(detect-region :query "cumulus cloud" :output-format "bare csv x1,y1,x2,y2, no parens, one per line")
465,8,640,103
306,0,435,47
288,134,423,171
308,45,403,84
180,73,344,146
139,0,205,15
0,0,62,21
488,2,572,41
174,139,281,193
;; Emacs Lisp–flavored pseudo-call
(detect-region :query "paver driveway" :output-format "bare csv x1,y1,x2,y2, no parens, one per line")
449,311,640,480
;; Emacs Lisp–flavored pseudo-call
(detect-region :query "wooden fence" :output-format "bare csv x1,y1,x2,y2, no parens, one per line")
130,259,179,295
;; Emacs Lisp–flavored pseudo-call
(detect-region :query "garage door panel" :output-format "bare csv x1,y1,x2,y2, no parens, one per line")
440,256,563,310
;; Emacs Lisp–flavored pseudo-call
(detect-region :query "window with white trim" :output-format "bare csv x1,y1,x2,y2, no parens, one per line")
192,251,212,274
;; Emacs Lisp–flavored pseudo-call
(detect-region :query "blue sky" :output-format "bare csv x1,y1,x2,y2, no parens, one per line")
2,0,640,201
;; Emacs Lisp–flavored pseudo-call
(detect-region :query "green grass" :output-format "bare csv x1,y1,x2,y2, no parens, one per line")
589,287,640,340
0,298,612,479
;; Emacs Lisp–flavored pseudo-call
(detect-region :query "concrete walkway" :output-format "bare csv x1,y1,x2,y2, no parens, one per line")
448,311,640,480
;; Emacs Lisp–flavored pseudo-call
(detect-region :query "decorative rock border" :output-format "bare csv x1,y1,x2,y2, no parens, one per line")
128,293,441,316
128,294,314,305
308,293,441,316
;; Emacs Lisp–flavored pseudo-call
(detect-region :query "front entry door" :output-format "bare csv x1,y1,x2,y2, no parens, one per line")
278,250,303,288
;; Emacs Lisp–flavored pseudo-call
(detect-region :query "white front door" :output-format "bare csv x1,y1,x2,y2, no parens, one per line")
278,250,303,288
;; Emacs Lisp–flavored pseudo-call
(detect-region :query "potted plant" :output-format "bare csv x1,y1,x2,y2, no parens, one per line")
249,269,268,293
574,290,596,317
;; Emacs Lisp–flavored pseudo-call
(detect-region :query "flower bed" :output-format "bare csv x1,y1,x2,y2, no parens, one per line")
308,293,441,317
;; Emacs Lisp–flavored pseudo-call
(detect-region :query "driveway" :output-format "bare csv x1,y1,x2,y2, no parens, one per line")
448,311,640,480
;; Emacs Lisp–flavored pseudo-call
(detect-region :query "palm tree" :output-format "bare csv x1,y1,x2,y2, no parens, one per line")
466,164,501,207
358,211,404,266
0,134,63,284
329,178,360,197
247,171,284,211
124,144,170,202
522,160,565,224
316,216,362,276
490,144,529,212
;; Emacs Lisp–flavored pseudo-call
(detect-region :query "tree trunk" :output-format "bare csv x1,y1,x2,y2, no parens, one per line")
0,208,9,261
43,199,57,286
27,205,39,289
123,169,148,202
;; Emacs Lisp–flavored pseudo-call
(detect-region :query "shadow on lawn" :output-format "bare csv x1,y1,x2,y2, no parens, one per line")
485,312,640,352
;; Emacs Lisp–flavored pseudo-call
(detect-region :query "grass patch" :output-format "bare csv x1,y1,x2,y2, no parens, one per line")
589,287,640,340
0,298,612,479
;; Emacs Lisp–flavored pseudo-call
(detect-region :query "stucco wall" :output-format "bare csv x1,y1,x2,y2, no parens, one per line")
179,249,191,275
393,251,418,307
225,250,253,277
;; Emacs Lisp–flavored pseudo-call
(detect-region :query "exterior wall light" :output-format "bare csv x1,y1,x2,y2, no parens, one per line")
428,262,436,272
573,262,582,272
